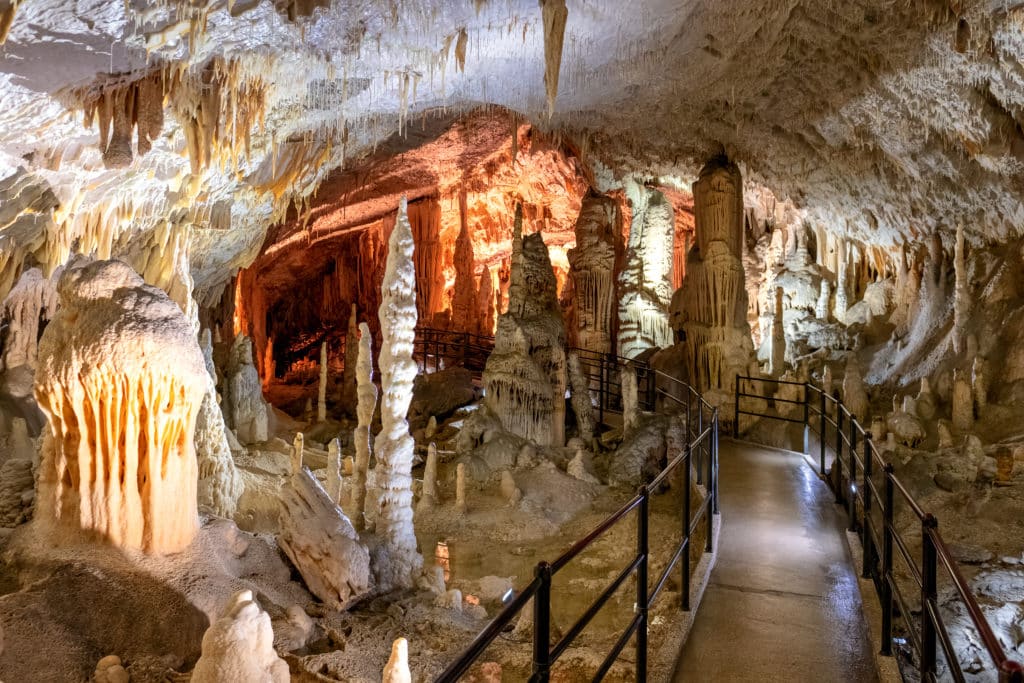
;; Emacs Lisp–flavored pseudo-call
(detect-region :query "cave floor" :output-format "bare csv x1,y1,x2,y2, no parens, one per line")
673,440,878,683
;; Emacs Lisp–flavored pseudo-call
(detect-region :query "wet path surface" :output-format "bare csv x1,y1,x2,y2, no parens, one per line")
673,441,878,682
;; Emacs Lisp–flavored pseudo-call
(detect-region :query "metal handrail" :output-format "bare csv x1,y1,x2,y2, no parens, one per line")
733,374,1024,682
437,372,719,682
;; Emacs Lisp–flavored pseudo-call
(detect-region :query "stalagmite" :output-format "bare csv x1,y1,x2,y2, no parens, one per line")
842,359,869,423
916,377,937,420
327,438,343,505
952,368,974,432
477,268,496,336
679,158,754,403
953,225,968,354
500,469,523,506
342,304,359,414
835,240,849,323
195,328,242,519
622,364,640,433
767,287,786,377
568,193,617,356
972,356,988,416
816,279,831,321
372,197,423,591
228,335,269,444
382,637,412,683
291,432,304,474
347,322,376,530
567,352,595,443
822,364,834,395
191,590,289,683
539,0,568,118
34,259,205,553
618,186,675,359
418,443,439,512
455,462,467,514
317,341,328,422
278,466,373,610
483,204,569,447
451,191,478,333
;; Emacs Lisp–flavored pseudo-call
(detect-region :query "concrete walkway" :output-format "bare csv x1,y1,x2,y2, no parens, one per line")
673,441,878,683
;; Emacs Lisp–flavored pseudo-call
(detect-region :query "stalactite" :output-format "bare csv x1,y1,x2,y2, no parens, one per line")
539,0,568,118
34,260,206,554
372,198,423,591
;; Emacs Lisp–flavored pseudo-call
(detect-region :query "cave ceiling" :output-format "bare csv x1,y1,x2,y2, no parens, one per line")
2,0,1023,299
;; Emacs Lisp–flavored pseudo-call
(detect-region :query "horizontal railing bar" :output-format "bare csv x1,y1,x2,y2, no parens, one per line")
434,577,541,682
891,529,924,588
736,409,806,424
927,598,967,683
550,554,643,662
890,577,923,654
689,498,712,537
550,495,644,574
650,540,687,604
735,374,807,387
592,613,643,682
928,526,1012,669
648,450,691,491
736,392,805,405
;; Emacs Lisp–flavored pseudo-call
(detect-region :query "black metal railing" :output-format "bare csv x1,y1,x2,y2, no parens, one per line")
437,371,719,682
734,375,1024,683
413,327,657,425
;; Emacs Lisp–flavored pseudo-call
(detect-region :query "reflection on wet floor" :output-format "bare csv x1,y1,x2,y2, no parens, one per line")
674,441,878,683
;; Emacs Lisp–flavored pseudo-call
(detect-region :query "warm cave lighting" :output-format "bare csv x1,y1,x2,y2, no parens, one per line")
2,1,1022,681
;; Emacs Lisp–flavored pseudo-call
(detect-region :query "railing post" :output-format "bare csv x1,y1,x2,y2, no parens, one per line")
713,410,720,516
733,374,740,438
706,413,715,548
848,417,858,532
803,383,810,455
682,444,692,611
819,389,827,476
636,486,649,682
881,463,895,657
697,404,704,483
598,356,606,427
835,400,844,504
862,434,875,580
533,561,552,682
921,515,938,681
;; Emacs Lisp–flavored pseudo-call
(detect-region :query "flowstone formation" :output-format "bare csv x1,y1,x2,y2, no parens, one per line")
195,328,242,518
371,198,423,591
618,185,675,359
34,259,206,554
568,192,618,356
482,205,569,447
676,157,753,405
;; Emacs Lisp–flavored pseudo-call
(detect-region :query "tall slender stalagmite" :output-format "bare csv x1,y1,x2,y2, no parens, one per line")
317,341,328,422
342,303,359,414
953,224,968,354
372,198,423,591
347,322,377,530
